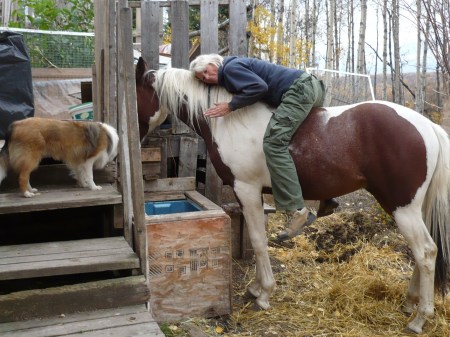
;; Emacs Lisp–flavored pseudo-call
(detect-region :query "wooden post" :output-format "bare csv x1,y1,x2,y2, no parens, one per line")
118,0,148,278
178,136,198,177
141,0,160,69
170,0,191,134
200,0,218,53
229,0,248,56
116,1,133,247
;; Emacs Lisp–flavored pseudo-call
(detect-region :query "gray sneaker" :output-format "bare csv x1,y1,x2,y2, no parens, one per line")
277,207,316,241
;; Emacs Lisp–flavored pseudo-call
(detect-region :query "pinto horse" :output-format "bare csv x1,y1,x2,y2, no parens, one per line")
135,57,449,334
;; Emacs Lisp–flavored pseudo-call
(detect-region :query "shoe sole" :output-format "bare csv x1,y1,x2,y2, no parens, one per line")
277,213,317,242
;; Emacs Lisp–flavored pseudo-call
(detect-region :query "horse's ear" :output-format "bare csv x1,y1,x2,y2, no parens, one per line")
136,57,147,84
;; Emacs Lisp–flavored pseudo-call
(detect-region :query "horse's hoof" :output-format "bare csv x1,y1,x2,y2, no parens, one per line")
406,324,423,335
317,198,339,217
250,302,265,311
255,298,270,310
244,289,258,300
247,284,261,298
401,303,416,315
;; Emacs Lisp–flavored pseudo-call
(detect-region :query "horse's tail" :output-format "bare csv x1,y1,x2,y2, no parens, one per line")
423,122,450,295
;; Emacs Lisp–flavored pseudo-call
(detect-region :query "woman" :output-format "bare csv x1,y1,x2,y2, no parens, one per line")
190,54,327,241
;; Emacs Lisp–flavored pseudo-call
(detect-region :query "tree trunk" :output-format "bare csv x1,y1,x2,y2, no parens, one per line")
392,0,403,104
276,0,285,64
382,0,388,100
415,0,423,113
325,0,335,71
289,0,297,67
357,0,367,75
269,0,276,63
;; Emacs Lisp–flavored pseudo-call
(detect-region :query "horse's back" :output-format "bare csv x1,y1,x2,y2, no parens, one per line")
292,101,434,213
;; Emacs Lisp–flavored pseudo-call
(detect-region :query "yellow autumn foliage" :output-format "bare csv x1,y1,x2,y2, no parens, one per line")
248,5,311,68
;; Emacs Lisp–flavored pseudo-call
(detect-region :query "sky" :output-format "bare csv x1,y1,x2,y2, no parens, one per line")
314,1,437,75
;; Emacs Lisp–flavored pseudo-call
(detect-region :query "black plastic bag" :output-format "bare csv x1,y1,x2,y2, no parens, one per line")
0,31,34,139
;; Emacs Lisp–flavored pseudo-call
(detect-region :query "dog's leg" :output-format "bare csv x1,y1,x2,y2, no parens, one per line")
19,170,39,198
76,159,102,191
17,157,41,197
27,182,39,193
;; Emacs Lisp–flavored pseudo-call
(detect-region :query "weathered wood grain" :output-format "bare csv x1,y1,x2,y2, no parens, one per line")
0,237,139,280
0,184,122,215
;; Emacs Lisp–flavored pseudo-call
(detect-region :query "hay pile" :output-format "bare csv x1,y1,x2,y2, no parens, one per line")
169,201,450,337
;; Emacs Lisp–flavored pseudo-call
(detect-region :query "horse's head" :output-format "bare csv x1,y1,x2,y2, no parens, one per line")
135,57,168,140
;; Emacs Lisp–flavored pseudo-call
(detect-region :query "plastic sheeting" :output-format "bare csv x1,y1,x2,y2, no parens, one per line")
0,31,34,139
33,79,87,120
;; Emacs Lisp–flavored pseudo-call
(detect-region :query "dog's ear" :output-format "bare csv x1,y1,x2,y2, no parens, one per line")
136,57,148,85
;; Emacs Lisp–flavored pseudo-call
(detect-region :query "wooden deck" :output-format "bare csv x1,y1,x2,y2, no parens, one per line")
0,184,122,215
0,305,165,337
0,237,139,280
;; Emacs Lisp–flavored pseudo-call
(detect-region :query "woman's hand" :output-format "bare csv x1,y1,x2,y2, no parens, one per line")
204,102,231,118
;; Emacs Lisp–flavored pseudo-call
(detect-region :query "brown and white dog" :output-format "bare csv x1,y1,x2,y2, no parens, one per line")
0,117,119,197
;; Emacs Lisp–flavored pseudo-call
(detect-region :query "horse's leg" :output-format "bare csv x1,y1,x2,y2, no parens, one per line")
403,266,420,314
234,181,275,309
394,206,437,334
317,198,340,217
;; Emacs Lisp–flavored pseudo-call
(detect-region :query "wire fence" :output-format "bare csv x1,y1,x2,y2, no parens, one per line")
0,27,94,68
308,68,375,107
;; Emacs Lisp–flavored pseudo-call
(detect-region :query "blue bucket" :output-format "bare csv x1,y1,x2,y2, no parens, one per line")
144,199,202,215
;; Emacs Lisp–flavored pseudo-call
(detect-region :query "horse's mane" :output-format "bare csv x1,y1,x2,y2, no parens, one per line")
144,67,261,131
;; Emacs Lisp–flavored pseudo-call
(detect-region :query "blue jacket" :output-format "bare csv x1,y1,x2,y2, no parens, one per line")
218,56,303,111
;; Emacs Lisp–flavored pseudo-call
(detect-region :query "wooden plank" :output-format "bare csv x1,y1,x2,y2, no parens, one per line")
0,253,139,281
115,0,134,247
118,3,148,279
144,192,186,202
0,305,147,332
205,156,223,205
32,68,92,81
178,136,198,177
200,0,218,53
170,0,189,69
129,0,231,7
0,237,140,280
0,236,130,256
93,0,107,122
141,147,161,162
229,0,248,56
170,0,192,135
142,162,161,180
185,190,222,210
0,310,164,337
0,163,116,191
141,0,160,70
107,0,118,127
0,184,122,215
144,177,196,193
0,276,150,323
159,137,168,178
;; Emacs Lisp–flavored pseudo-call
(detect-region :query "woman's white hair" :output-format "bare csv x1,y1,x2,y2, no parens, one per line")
189,54,224,73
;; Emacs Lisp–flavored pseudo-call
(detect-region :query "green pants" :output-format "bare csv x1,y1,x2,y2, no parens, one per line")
263,73,325,211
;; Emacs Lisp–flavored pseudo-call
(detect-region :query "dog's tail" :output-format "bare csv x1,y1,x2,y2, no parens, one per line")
0,141,9,186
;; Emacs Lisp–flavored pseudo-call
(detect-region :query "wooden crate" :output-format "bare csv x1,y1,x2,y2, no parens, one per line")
145,191,232,321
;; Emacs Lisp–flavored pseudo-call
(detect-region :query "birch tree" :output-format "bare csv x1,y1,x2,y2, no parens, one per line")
356,0,367,75
288,0,297,67
382,0,388,100
392,0,403,104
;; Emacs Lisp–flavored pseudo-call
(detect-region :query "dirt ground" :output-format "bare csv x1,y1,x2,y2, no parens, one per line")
162,190,449,337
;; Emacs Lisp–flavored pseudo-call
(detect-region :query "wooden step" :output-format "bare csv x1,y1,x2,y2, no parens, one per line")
0,277,151,324
0,305,164,337
0,237,139,281
0,184,122,215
